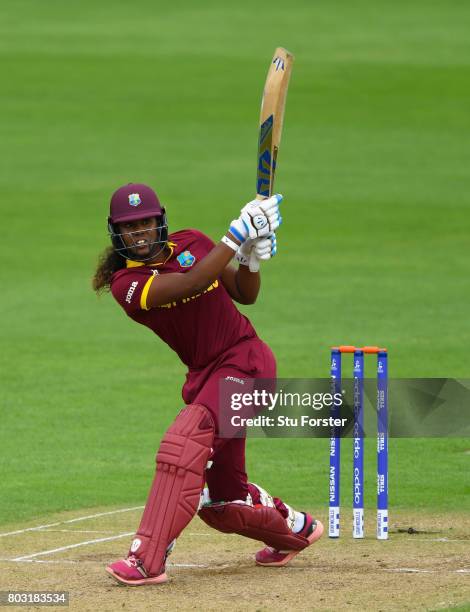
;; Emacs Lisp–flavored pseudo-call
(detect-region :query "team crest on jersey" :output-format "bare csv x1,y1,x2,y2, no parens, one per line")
128,193,141,207
177,250,196,268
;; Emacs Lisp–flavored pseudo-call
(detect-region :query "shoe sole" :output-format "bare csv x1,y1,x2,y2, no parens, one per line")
106,567,168,586
255,519,324,567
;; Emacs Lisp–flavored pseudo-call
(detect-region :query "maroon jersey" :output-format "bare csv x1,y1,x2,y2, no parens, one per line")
111,229,257,369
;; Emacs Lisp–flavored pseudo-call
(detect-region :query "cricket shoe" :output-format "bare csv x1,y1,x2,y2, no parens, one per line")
106,555,167,586
255,513,324,567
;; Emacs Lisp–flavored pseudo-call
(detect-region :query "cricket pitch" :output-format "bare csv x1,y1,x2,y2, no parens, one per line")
0,507,468,611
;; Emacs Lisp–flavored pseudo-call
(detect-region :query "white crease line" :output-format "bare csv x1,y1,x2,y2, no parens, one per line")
425,538,468,543
0,521,61,538
385,568,434,573
169,563,215,568
64,506,144,524
40,529,118,534
384,568,469,574
12,532,134,561
168,563,231,569
1,558,467,574
185,532,236,537
404,537,469,543
0,558,219,569
0,506,144,538
0,558,80,564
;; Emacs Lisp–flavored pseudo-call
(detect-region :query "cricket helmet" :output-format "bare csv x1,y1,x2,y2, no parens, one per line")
107,183,168,261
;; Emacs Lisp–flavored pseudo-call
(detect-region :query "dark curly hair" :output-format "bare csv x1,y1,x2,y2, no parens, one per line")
92,247,126,293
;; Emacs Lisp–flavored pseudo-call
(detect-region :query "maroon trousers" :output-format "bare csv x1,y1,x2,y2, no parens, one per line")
182,337,288,516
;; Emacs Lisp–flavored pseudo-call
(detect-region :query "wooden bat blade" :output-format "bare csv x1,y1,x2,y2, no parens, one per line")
256,47,294,198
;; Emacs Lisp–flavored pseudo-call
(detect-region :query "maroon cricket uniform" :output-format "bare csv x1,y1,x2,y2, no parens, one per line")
111,229,259,369
111,229,282,505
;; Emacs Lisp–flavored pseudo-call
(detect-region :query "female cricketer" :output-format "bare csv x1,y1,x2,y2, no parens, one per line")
92,183,323,586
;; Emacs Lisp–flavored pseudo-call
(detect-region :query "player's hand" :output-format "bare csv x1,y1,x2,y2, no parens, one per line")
235,238,255,266
236,234,277,271
254,233,277,261
229,194,282,243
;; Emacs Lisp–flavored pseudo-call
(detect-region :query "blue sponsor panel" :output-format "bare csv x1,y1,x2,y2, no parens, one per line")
353,350,364,538
329,348,341,537
377,351,388,539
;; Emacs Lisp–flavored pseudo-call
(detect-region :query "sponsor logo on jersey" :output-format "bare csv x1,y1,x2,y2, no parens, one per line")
125,280,139,303
225,375,245,385
158,279,218,309
128,193,141,207
177,250,196,268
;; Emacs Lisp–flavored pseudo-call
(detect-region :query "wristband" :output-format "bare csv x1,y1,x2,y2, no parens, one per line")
221,234,239,252
228,224,246,243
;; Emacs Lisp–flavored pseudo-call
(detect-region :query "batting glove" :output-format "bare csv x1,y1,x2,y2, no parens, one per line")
254,233,277,261
229,194,282,243
236,234,277,271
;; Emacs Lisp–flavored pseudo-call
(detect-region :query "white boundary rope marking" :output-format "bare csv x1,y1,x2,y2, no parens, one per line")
0,506,144,538
12,532,135,561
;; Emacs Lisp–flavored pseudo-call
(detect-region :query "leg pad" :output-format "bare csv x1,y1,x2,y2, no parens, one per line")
132,404,214,576
199,502,309,551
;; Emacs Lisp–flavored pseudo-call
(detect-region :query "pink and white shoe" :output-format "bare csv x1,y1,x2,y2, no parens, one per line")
255,513,324,567
106,555,167,586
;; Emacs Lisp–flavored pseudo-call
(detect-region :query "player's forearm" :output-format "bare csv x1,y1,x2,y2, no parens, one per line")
146,196,281,308
234,264,260,304
183,239,238,294
147,239,236,307
175,194,280,299
165,195,279,301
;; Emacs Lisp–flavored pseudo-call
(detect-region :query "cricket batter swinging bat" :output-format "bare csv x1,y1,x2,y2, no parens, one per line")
249,46,294,272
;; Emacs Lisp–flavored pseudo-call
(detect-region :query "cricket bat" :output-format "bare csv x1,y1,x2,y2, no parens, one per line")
250,46,294,272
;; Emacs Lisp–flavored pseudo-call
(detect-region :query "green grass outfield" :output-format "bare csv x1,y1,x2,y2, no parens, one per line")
1,0,469,525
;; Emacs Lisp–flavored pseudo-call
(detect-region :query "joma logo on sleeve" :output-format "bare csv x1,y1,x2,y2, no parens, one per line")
125,281,139,303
